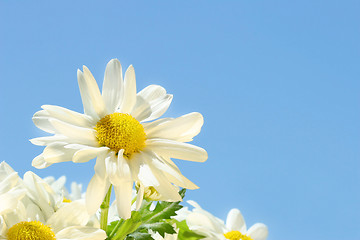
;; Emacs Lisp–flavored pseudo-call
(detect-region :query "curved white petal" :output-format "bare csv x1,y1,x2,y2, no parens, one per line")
120,65,136,113
0,190,26,215
56,226,107,240
136,183,144,210
41,142,77,164
47,200,89,233
131,95,152,122
86,174,110,215
141,151,182,202
102,59,123,113
78,69,99,120
23,171,59,219
146,112,203,142
32,154,54,169
32,110,56,134
114,181,133,220
82,66,108,118
247,223,268,240
42,105,96,128
138,85,166,102
143,94,173,122
0,162,17,181
146,139,208,162
226,209,246,233
94,154,107,179
148,153,198,190
30,135,69,146
68,145,109,163
49,119,98,147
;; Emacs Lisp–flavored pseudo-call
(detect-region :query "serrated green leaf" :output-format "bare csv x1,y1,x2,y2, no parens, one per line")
138,222,176,238
126,232,154,240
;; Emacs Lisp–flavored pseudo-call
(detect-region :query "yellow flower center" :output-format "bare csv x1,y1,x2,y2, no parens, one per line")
7,221,56,240
224,230,253,240
95,113,146,157
135,182,162,201
63,197,71,203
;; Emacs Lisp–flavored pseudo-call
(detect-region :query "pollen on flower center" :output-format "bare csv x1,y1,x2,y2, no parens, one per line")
95,113,146,157
7,221,56,240
224,230,253,240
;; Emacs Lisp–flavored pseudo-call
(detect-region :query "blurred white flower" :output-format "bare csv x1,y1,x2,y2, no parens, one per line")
0,199,106,240
31,59,207,219
185,201,268,240
44,176,84,201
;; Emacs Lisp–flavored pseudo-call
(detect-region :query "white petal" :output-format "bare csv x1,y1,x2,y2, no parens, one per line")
86,174,110,215
49,119,98,147
120,65,136,113
32,110,56,134
23,171,58,219
138,85,166,102
0,172,20,194
40,142,76,163
106,150,132,186
82,66,108,118
146,112,203,142
56,226,107,240
78,69,99,120
69,145,109,163
30,135,68,146
106,152,121,186
102,59,123,113
136,183,144,210
139,152,181,202
94,154,107,179
114,181,133,220
146,139,208,162
42,105,96,127
47,200,89,233
149,153,198,189
143,94,173,121
0,162,16,181
226,209,246,233
0,190,26,215
131,95,152,122
32,154,54,169
247,223,268,240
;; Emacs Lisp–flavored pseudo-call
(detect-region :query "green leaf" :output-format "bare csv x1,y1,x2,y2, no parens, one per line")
137,222,177,238
175,220,206,240
126,232,154,240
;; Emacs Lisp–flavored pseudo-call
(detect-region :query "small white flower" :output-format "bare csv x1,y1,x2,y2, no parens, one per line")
185,201,268,240
31,59,208,219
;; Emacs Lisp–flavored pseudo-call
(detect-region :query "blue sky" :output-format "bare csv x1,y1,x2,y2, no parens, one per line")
0,1,359,239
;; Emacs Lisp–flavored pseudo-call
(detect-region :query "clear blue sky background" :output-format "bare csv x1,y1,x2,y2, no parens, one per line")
0,1,359,239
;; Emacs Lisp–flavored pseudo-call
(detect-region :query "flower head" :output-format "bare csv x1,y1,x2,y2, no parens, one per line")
184,201,268,240
31,59,208,219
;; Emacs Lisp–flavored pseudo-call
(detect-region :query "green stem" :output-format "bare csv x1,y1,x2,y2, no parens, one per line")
100,185,112,232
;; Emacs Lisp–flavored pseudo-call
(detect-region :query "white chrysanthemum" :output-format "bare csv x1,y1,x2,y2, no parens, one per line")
31,59,208,219
0,199,106,240
0,162,26,215
184,201,268,240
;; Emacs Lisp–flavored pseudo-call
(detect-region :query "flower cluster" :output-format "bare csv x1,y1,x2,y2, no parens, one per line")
2,59,268,240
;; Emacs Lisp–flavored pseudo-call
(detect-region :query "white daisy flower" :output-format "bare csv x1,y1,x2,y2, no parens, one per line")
31,59,208,219
185,201,268,240
0,199,106,240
